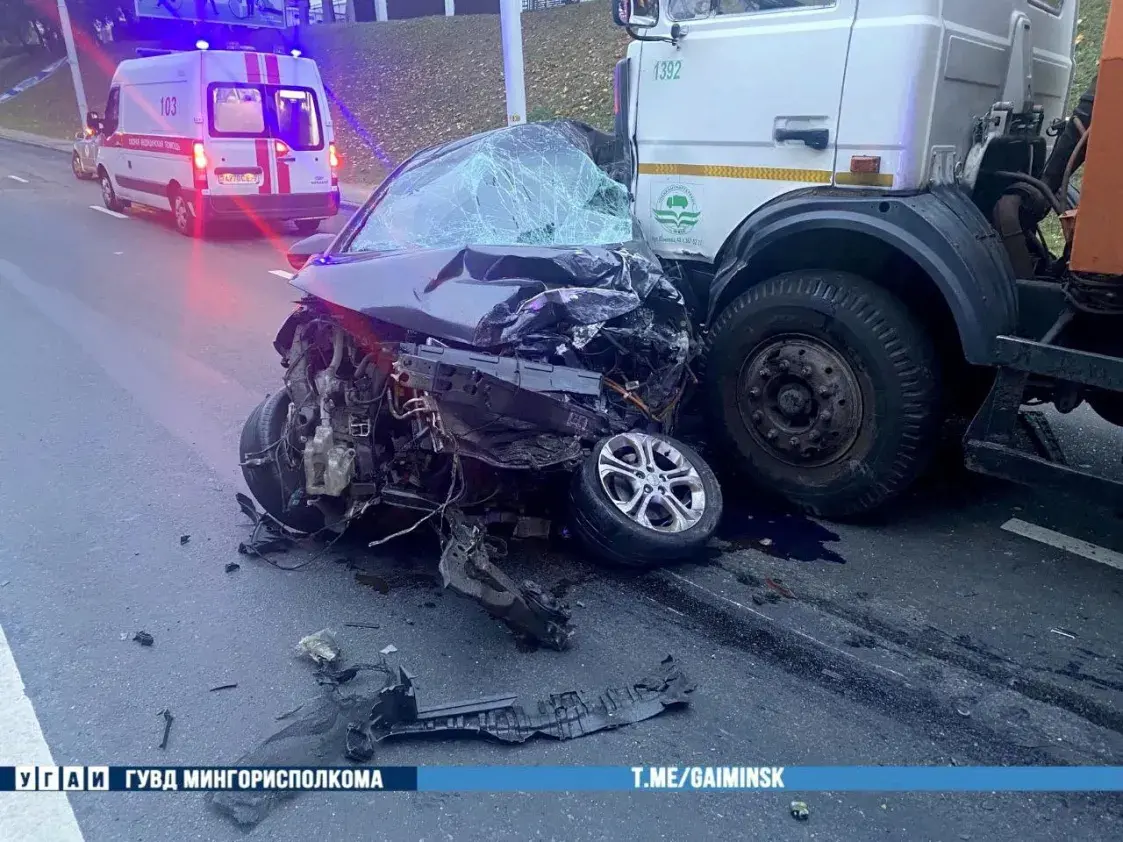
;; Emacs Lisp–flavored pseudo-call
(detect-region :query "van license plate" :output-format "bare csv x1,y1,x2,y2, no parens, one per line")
220,172,261,185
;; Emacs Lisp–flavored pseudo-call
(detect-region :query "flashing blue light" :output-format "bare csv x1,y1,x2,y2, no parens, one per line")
291,49,302,58
196,40,209,51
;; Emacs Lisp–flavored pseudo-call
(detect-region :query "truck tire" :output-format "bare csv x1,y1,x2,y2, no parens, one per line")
569,432,723,569
705,270,941,518
239,391,323,534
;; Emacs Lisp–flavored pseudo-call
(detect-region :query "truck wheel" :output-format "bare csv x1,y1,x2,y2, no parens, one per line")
706,270,941,518
239,391,323,534
172,191,204,238
294,218,322,235
100,171,125,213
569,432,723,568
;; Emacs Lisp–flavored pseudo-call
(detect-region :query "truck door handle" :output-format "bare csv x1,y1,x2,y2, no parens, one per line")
774,128,830,151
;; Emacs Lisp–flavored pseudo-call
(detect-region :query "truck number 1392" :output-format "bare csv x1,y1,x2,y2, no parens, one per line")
654,60,681,81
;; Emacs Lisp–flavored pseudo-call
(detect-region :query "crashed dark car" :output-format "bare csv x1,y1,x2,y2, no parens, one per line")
239,120,723,648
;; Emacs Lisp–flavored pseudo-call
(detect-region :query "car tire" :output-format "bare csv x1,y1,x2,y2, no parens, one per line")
705,270,941,519
100,171,125,212
294,218,322,235
569,432,723,569
239,390,324,534
172,191,204,238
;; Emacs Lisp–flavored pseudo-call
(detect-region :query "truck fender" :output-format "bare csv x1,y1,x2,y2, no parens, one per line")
707,187,1018,365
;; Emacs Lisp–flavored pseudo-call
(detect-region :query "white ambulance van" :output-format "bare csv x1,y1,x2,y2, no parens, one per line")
89,45,341,237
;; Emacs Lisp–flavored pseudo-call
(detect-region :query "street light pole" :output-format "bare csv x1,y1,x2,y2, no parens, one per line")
56,0,89,125
498,0,527,126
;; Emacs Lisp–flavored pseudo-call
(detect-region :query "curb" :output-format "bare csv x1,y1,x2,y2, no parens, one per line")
0,126,377,209
644,563,1123,765
0,128,71,154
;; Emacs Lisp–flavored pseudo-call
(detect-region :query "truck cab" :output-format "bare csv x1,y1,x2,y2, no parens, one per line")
612,0,1085,517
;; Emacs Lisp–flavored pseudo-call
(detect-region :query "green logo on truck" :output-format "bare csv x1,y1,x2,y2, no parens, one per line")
654,186,700,235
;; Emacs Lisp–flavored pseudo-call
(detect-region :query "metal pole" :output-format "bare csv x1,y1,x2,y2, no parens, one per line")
498,0,526,126
56,0,88,125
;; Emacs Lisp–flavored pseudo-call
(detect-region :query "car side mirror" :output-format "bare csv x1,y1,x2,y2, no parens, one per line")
613,0,658,28
286,232,335,271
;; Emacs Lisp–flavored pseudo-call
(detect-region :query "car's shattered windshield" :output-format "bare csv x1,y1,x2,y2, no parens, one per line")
342,121,634,253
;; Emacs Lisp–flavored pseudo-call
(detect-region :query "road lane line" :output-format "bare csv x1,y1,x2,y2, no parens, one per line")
89,206,126,220
269,269,295,280
1001,518,1123,572
7,175,29,183
0,623,85,841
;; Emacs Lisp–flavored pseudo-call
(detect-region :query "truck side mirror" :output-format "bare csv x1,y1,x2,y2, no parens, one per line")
85,111,101,132
614,0,659,29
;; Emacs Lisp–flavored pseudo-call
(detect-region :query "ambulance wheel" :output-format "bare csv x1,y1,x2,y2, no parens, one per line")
294,218,321,235
99,170,125,213
172,191,204,238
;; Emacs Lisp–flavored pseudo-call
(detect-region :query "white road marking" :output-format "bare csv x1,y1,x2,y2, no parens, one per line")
7,175,28,183
0,623,85,840
269,269,295,280
89,205,126,220
1001,517,1123,572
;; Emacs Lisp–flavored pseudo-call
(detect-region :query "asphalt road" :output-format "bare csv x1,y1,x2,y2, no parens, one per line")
0,139,1121,841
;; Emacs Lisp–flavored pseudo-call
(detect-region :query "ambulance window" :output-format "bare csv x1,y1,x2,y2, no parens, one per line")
272,88,323,151
103,87,120,134
209,85,265,136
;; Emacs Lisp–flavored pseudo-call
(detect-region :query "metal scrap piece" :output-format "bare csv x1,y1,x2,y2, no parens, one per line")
371,655,693,744
438,510,572,650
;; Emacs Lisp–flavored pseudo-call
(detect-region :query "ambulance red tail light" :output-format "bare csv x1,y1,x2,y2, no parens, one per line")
192,142,208,188
274,140,290,157
328,142,340,186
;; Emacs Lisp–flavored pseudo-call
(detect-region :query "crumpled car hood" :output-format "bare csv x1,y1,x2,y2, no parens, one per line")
290,120,682,352
291,241,669,349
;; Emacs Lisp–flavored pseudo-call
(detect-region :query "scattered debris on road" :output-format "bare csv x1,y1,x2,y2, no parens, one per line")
344,621,380,630
354,655,693,758
1050,627,1077,640
790,800,810,821
180,535,191,545
379,644,397,655
207,653,693,828
297,629,341,666
133,631,154,647
210,683,238,692
157,708,174,750
234,493,299,560
224,562,240,573
439,509,572,650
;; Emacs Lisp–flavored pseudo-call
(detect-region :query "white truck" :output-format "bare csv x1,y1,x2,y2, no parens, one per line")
611,0,1097,517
